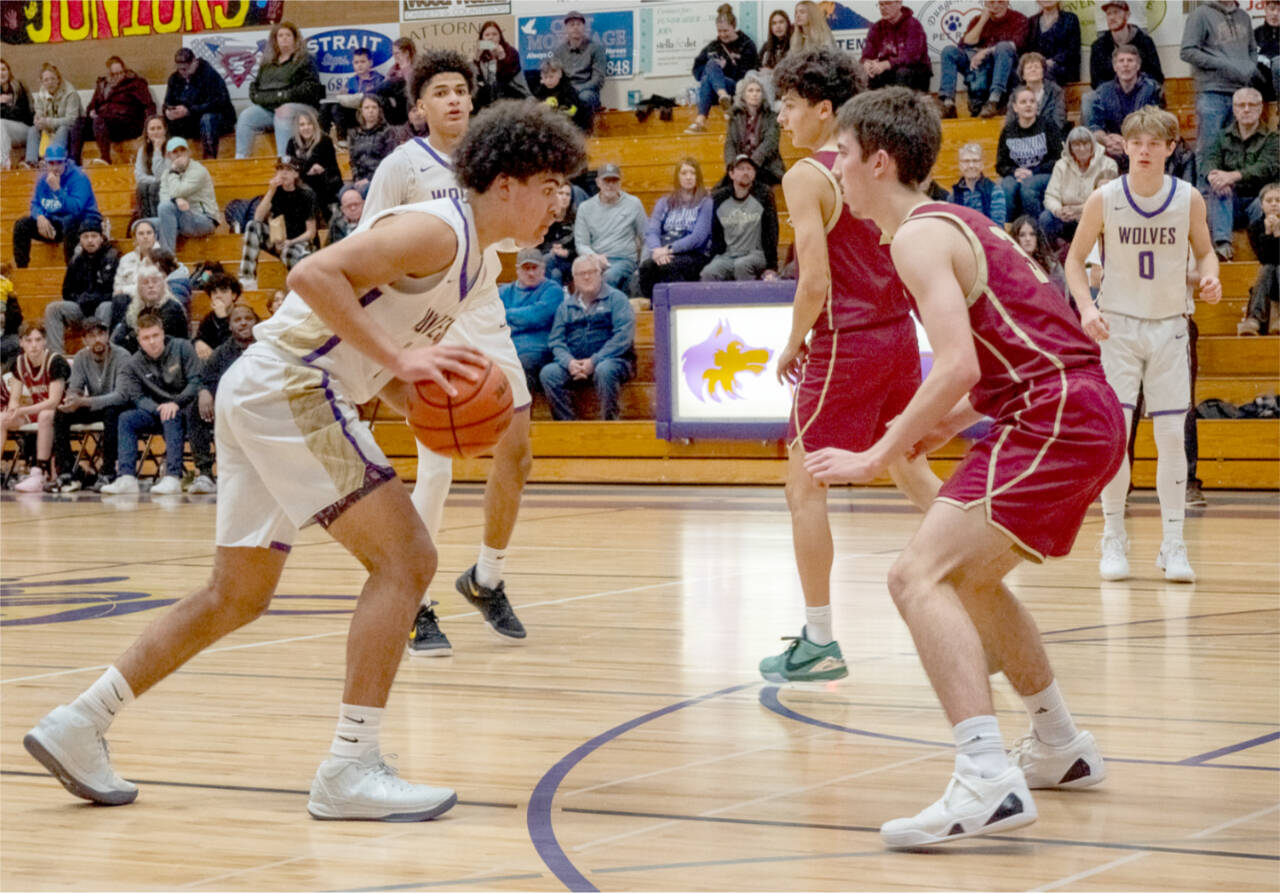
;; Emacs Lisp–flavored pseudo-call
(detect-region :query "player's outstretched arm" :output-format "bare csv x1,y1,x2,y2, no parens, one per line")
286,212,486,393
1065,190,1108,342
776,162,833,384
1187,189,1222,304
806,219,980,485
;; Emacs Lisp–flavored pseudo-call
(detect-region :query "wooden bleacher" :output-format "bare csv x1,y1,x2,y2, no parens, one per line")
2,77,1275,489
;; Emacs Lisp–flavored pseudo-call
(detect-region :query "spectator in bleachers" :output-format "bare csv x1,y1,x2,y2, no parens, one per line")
540,255,635,421
394,102,430,144
268,288,286,316
12,143,99,267
758,9,793,78
326,186,364,247
639,157,715,299
1088,44,1163,171
575,163,648,293
286,109,341,213
702,155,778,282
790,1,835,54
1041,126,1118,248
1025,1,1080,86
1259,1,1280,102
552,11,607,118
1204,87,1278,260
238,157,316,290
685,5,759,135
724,72,784,188
950,141,1007,226
501,248,565,394
532,58,589,133
24,63,80,167
329,47,386,141
375,38,416,127
235,22,323,160
112,264,187,353
938,0,1028,119
0,263,20,363
70,56,154,165
0,321,69,492
996,85,1061,219
1238,182,1279,335
861,0,931,92
473,21,528,111
53,318,128,492
44,219,119,355
186,302,258,494
111,219,156,314
1012,214,1066,293
1006,52,1065,132
1,59,33,171
101,311,200,496
133,115,169,220
192,273,242,360
152,137,219,253
147,246,191,309
539,182,578,284
348,96,396,192
1181,0,1259,180
1090,1,1163,90
163,48,236,159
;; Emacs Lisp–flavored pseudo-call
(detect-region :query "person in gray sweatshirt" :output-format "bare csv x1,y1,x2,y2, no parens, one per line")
102,312,202,495
573,163,648,294
1180,0,1259,178
53,318,129,492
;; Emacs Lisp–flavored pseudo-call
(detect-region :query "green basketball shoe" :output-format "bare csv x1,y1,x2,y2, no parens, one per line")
758,628,849,683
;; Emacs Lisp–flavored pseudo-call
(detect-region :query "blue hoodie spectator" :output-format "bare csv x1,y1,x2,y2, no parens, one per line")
500,251,565,392
12,148,100,267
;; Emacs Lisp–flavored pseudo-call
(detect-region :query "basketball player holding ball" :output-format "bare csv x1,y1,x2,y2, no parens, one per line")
22,102,586,821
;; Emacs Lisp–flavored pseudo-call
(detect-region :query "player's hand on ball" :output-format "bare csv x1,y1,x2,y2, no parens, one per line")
397,345,486,398
804,447,886,484
1198,275,1222,304
1080,305,1109,343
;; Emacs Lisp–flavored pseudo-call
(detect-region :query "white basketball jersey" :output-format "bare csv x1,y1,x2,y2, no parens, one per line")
361,136,463,219
1098,175,1193,320
253,198,489,404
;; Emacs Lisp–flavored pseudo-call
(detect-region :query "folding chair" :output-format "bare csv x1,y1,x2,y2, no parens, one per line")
2,422,39,487
68,421,105,475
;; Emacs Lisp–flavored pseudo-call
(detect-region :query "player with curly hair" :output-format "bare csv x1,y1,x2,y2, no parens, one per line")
23,102,586,822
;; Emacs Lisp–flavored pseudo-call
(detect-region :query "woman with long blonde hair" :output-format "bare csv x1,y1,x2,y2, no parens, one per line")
638,157,715,298
25,62,81,166
790,1,835,53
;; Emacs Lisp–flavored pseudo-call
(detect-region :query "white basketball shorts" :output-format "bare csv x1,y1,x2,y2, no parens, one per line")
1098,313,1191,416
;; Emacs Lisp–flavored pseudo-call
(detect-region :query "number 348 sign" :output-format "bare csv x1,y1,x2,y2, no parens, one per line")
517,10,635,79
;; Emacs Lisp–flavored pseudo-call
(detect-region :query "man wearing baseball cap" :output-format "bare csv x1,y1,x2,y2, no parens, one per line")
702,154,778,282
163,47,236,159
237,155,316,289
149,136,220,253
12,143,101,267
1089,1,1163,90
552,9,607,124
500,247,565,395
575,162,648,292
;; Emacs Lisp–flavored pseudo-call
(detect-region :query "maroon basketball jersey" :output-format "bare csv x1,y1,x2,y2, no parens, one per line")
808,150,909,332
16,353,55,404
902,202,1103,417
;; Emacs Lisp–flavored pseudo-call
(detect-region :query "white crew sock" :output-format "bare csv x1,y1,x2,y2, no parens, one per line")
1100,408,1134,538
475,544,505,589
1021,680,1079,747
70,666,134,734
953,714,1008,779
330,704,383,761
1153,414,1186,543
803,605,834,645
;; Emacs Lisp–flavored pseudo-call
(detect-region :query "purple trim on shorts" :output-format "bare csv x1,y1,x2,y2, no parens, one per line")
415,137,452,170
1149,407,1189,416
1121,175,1177,219
311,465,397,529
269,541,292,553
320,370,375,468
512,401,531,413
358,287,383,307
451,197,472,301
1121,402,1137,410
302,335,341,364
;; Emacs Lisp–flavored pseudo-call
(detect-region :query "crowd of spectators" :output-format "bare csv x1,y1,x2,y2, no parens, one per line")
4,1,1280,482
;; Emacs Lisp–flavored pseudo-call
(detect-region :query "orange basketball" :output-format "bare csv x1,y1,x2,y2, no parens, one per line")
406,359,514,459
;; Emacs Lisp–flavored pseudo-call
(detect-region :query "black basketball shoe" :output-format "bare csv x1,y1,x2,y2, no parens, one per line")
455,565,526,641
408,601,451,657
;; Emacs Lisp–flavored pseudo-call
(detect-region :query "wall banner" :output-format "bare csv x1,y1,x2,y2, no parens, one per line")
517,10,635,79
2,0,284,45
400,0,510,22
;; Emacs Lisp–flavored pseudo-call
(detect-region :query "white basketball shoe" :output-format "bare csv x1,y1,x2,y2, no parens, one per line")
1156,539,1195,583
1099,533,1130,581
880,766,1037,848
23,705,138,805
307,751,457,821
1010,729,1106,789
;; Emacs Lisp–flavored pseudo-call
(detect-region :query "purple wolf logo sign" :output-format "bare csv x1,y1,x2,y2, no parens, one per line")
680,319,773,403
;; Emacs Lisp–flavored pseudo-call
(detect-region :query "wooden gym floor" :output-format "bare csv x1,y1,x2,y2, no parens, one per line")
1,484,1277,892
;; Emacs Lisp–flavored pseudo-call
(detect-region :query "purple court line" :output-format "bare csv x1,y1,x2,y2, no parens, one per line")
527,682,757,893
758,687,1280,772
1179,731,1280,765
